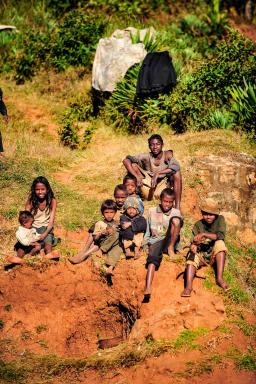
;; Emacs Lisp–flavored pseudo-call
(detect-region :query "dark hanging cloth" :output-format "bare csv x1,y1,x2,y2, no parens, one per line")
0,88,8,117
0,88,8,152
136,51,177,97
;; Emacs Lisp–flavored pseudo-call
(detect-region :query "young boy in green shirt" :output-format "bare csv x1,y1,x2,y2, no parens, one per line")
181,198,229,297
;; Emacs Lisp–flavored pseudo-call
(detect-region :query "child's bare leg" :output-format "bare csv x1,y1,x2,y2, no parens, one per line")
181,264,196,297
168,218,181,257
44,243,52,255
7,249,25,264
29,244,41,256
215,251,229,290
69,244,99,264
69,234,94,264
144,263,155,295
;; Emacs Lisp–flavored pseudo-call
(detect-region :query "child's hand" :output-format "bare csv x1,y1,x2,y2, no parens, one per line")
151,173,159,188
190,244,197,253
38,233,46,241
106,227,114,235
193,233,205,243
122,222,131,229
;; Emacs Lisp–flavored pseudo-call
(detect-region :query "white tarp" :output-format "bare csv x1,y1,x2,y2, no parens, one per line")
92,27,155,92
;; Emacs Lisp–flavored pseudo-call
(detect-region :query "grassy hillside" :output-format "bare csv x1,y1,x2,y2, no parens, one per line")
0,1,255,383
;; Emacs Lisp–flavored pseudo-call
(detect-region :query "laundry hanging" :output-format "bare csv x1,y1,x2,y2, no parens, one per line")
136,51,177,97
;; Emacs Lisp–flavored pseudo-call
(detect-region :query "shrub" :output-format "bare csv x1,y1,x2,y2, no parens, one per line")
59,114,79,149
230,79,256,137
14,10,106,82
168,29,256,132
206,109,235,129
59,92,95,148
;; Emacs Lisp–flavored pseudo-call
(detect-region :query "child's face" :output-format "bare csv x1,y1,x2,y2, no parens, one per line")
124,180,136,195
160,195,174,212
35,182,47,199
202,211,217,224
126,207,138,218
149,138,163,156
114,189,127,208
23,218,34,229
103,209,116,222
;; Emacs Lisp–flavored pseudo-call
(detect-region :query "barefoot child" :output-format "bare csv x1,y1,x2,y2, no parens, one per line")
69,184,127,264
181,198,229,297
25,176,58,258
120,196,147,259
75,199,122,275
123,175,144,214
7,211,41,264
144,188,182,301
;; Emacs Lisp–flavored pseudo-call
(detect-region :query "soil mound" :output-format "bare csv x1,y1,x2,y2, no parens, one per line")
0,257,226,358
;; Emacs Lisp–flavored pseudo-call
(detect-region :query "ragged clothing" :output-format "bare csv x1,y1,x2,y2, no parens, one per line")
187,215,227,269
92,219,122,267
144,205,182,245
16,226,41,246
126,151,180,200
191,215,226,242
120,214,147,241
126,151,180,176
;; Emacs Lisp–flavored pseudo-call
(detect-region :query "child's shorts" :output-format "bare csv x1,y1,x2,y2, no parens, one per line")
34,226,57,247
186,240,227,269
14,241,41,254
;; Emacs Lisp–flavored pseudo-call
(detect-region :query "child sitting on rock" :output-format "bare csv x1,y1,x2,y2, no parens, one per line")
123,175,144,214
120,196,147,259
69,185,127,264
181,198,229,297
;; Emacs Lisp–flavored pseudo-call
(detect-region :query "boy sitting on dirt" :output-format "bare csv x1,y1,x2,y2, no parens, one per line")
181,198,229,297
71,199,122,275
120,196,147,259
144,188,182,301
69,185,127,264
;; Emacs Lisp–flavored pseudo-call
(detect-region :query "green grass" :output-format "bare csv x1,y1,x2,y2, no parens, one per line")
226,348,256,371
173,328,209,350
0,328,210,382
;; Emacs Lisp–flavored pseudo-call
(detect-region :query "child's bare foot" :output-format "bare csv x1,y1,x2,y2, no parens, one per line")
44,250,61,260
6,255,25,265
134,247,142,260
216,279,229,291
125,248,134,258
69,253,89,264
168,247,176,260
105,266,114,276
143,286,151,303
181,288,192,297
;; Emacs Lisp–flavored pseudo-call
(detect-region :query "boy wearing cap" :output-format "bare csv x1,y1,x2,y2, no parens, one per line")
120,196,147,259
181,198,229,297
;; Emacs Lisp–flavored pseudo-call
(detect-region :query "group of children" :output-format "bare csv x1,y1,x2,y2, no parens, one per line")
7,166,229,300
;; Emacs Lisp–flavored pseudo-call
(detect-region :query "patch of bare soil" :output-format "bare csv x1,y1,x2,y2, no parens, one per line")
9,97,59,137
55,226,89,249
1,256,227,359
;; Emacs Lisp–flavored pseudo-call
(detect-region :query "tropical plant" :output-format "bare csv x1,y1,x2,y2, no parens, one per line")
206,109,235,129
230,79,256,137
230,79,256,120
130,29,159,52
206,0,228,35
